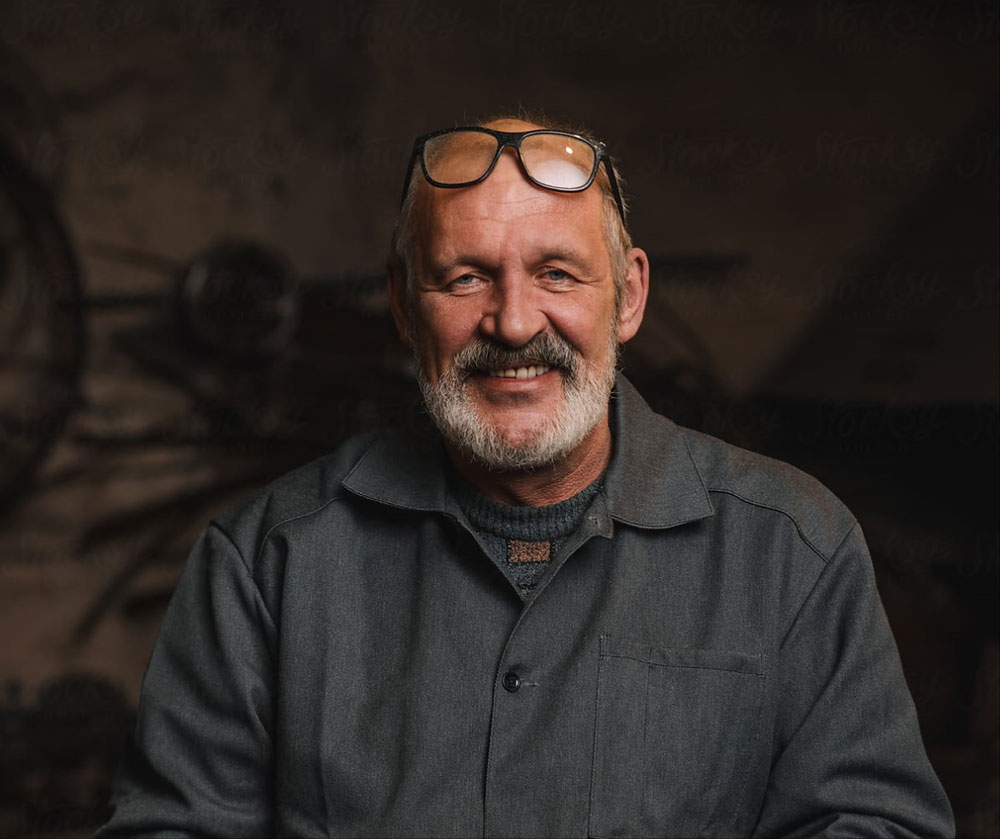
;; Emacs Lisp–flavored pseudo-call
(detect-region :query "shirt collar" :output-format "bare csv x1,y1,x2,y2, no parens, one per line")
341,374,714,529
603,375,714,528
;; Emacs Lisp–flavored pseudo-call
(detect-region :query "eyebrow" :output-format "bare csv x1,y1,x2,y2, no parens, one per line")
535,248,592,267
426,246,597,282
428,254,495,278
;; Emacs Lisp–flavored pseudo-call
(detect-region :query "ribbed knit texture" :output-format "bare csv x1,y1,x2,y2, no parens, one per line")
452,473,604,599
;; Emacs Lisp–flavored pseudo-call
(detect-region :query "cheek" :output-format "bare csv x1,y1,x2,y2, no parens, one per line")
415,308,475,371
551,303,617,354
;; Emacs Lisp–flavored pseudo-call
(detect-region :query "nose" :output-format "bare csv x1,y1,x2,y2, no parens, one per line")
479,277,548,347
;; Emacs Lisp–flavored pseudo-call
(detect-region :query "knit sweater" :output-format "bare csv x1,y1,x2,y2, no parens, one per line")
451,473,604,599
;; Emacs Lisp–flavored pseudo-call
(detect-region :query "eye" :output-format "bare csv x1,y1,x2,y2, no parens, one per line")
542,268,573,284
447,273,483,293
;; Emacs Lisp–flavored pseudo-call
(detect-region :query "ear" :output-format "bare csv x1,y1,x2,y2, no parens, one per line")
616,247,650,344
386,257,413,347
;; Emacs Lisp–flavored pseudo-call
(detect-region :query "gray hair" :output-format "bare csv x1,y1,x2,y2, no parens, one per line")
390,115,633,313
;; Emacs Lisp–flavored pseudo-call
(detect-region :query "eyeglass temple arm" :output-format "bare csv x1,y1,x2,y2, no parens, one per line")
601,155,626,223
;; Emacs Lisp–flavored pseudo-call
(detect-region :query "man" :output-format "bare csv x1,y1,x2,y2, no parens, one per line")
100,117,954,837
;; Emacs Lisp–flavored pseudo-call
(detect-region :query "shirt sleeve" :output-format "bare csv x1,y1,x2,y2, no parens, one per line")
97,522,275,837
752,523,955,838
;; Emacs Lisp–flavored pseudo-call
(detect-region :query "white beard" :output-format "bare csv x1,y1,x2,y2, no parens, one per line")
417,328,619,472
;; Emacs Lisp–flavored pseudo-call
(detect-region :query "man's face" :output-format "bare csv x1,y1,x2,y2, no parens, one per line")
393,126,642,471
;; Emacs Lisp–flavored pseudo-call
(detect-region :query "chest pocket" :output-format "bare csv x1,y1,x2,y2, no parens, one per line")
589,635,765,838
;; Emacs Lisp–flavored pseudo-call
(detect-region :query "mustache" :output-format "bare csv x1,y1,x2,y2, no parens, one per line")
452,333,579,380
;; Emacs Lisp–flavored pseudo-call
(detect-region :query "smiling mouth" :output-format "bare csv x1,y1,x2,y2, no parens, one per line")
485,365,552,380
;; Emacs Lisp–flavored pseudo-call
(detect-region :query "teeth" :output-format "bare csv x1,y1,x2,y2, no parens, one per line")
490,365,550,379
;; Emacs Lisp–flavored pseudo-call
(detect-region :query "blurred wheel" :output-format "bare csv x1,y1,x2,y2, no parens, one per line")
0,139,84,507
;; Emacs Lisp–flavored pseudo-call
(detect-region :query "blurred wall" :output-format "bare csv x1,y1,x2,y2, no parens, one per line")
0,0,996,835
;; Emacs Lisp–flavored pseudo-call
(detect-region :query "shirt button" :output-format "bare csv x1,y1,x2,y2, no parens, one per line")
502,671,521,693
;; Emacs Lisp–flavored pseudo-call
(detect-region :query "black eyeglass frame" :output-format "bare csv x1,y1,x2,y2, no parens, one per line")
400,126,626,222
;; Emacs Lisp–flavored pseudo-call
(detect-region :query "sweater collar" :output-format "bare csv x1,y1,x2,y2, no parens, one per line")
341,374,714,529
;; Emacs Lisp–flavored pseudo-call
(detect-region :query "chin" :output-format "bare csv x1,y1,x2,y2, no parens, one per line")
451,409,597,472
491,425,549,454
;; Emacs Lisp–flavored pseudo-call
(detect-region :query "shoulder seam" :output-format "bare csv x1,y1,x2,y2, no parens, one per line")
250,490,347,569
240,432,383,570
706,487,855,564
778,521,861,653
206,519,275,625
207,518,247,570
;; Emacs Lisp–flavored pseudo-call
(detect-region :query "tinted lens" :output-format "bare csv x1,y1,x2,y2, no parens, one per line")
519,133,596,190
423,131,499,185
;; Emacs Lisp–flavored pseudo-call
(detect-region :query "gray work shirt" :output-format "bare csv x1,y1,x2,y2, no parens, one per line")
100,376,954,837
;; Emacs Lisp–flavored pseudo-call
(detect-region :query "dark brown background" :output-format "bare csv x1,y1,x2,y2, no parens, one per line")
1,0,996,835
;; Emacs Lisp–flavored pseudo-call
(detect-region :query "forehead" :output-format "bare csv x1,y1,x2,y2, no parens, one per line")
484,117,543,132
415,152,607,264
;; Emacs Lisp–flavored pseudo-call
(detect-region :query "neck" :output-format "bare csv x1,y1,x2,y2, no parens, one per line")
445,415,613,506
